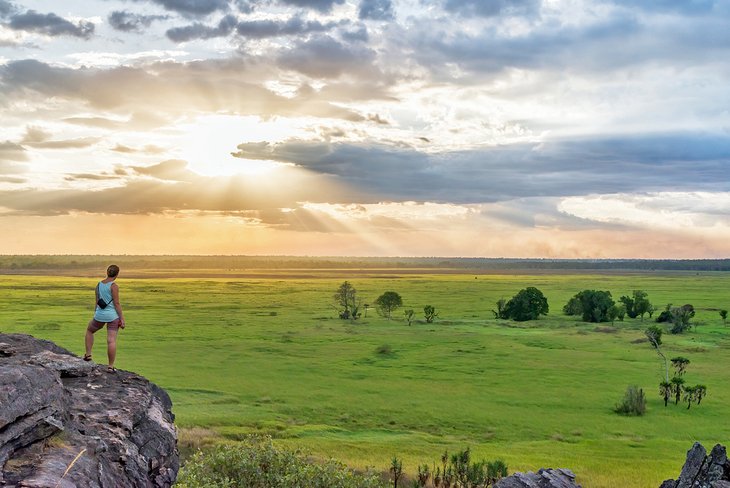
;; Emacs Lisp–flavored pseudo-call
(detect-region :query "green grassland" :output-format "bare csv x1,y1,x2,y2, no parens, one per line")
1,270,729,487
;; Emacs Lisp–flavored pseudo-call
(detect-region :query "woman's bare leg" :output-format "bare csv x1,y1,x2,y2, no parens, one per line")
85,320,97,357
106,326,119,368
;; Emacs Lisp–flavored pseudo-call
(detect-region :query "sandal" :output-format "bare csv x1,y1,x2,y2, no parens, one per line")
107,366,117,373
83,354,92,362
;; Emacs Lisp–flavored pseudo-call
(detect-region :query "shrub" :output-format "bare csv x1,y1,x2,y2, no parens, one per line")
376,344,393,355
177,436,387,488
614,385,646,416
500,287,549,321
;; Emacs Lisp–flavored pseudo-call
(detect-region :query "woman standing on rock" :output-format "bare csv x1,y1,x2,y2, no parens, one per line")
84,264,125,372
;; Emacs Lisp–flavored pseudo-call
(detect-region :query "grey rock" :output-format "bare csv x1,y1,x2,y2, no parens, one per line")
0,333,178,487
494,468,581,488
663,442,730,488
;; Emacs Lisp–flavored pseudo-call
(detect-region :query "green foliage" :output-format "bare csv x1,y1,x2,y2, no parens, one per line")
572,290,615,323
429,448,507,488
670,304,695,334
376,344,393,355
645,325,663,347
720,309,727,324
562,297,582,316
501,287,549,321
390,456,403,488
619,295,637,319
423,305,438,323
670,376,685,405
404,309,415,326
659,381,672,407
375,291,403,319
670,357,690,376
177,437,387,488
614,385,646,416
632,290,652,321
334,282,360,321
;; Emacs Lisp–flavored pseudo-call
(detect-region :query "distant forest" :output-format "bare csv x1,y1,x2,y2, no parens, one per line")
0,255,729,272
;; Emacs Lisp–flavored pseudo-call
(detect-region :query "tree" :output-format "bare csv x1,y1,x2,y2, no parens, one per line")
375,291,403,319
607,304,620,325
619,295,637,319
682,385,697,410
720,310,728,325
502,287,549,321
647,304,657,319
695,384,707,405
616,303,626,322
562,297,582,316
493,298,508,319
670,376,685,405
670,304,695,334
645,325,669,383
424,305,438,323
334,281,360,320
670,356,690,376
659,380,672,407
572,290,615,323
390,456,403,488
632,290,652,321
404,309,415,326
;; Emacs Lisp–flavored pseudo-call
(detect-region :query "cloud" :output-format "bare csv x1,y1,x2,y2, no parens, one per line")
0,141,27,162
232,133,730,204
20,126,99,149
64,173,122,181
7,10,94,39
111,143,166,154
108,10,168,32
277,35,377,78
441,0,541,18
278,0,345,13
123,0,230,17
0,58,374,121
130,159,198,181
0,0,16,17
0,175,26,183
608,0,717,15
359,0,394,20
166,14,237,42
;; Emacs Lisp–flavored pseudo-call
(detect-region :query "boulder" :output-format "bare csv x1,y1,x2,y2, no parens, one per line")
661,442,730,488
495,468,581,487
0,333,178,487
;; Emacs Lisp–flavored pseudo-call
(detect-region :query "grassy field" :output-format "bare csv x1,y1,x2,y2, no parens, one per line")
1,270,729,487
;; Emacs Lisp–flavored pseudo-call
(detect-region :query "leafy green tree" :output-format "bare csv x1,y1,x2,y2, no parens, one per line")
671,376,685,405
404,309,415,326
502,287,549,321
375,291,403,319
720,310,728,325
334,281,360,320
493,298,508,319
424,305,439,323
632,290,652,321
647,304,657,319
659,380,672,407
573,290,615,323
562,297,582,316
646,325,669,382
616,303,626,322
619,295,637,319
670,304,695,334
607,305,621,325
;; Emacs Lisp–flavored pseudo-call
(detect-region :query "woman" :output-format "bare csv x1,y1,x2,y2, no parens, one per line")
84,264,126,372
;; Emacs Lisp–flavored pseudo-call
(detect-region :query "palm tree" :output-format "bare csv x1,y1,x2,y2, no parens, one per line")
670,376,685,405
659,380,672,407
683,386,697,410
695,385,707,405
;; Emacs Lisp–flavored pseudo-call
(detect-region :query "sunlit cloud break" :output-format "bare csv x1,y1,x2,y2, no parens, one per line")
1,0,729,257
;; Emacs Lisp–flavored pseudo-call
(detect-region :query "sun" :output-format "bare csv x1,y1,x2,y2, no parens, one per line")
177,114,301,177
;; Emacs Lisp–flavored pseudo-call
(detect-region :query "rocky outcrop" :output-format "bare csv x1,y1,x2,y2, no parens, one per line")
495,468,581,487
0,333,178,487
660,443,730,488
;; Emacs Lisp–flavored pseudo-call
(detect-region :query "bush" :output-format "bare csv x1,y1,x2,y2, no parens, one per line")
177,436,387,488
500,287,549,321
614,385,646,416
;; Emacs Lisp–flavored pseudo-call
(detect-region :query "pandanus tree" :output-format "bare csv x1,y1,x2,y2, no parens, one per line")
671,376,685,405
659,380,672,407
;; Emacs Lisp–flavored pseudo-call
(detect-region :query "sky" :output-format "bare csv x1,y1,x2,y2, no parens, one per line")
1,0,729,258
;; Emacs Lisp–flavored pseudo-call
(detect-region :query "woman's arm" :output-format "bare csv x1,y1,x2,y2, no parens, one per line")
111,282,126,328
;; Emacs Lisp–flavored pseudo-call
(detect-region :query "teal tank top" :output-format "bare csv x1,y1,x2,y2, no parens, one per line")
94,281,119,322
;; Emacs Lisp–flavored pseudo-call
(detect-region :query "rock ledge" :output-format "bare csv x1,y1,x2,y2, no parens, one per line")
0,333,178,487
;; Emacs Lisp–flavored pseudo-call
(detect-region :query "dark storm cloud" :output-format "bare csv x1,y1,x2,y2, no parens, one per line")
278,35,377,78
278,0,345,13
232,133,730,204
7,10,94,39
441,0,540,18
359,0,394,20
108,10,168,32
166,14,237,42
